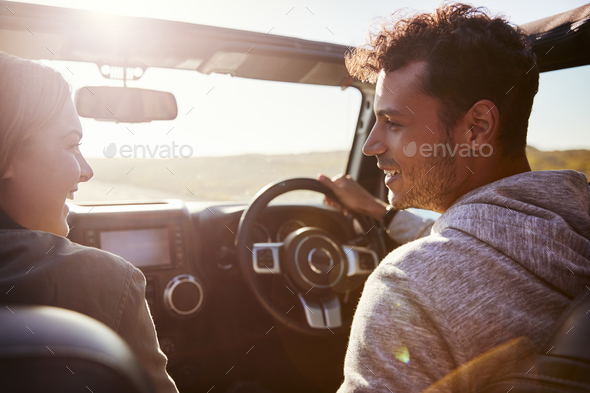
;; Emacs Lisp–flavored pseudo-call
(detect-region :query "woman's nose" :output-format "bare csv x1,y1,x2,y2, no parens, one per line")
77,154,94,182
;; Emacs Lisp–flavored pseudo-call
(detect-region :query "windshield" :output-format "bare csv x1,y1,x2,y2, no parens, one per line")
43,60,362,203
46,59,590,207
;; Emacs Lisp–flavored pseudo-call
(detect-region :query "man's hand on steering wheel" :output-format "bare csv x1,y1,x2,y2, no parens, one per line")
317,174,389,221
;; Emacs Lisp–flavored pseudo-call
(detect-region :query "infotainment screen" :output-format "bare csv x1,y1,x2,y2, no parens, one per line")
100,228,171,268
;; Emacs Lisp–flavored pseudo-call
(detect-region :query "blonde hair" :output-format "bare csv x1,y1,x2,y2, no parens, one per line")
0,51,71,179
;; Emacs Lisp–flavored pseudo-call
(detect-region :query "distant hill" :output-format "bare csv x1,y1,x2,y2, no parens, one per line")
76,149,589,203
80,151,349,202
526,146,590,179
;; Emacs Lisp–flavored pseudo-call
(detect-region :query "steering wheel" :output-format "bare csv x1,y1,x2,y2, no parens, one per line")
236,178,386,336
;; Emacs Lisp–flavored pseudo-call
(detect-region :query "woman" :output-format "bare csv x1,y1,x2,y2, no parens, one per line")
0,51,178,393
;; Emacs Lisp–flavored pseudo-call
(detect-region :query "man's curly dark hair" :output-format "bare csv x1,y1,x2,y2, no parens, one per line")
346,3,539,157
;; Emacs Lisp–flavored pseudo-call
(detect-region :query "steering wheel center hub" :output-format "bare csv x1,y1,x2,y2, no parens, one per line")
308,247,333,274
283,228,347,292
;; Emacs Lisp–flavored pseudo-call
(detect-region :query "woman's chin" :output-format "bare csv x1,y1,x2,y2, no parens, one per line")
57,204,70,237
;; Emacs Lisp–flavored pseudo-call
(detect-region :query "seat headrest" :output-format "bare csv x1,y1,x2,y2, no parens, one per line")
0,305,155,393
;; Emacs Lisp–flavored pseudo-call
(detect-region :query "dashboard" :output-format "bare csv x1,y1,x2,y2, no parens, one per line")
65,199,368,388
68,201,198,319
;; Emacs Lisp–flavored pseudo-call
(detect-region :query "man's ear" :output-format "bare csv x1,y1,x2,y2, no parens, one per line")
460,99,499,149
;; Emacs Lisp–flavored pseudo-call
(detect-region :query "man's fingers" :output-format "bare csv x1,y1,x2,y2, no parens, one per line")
318,174,336,187
320,173,351,196
320,173,356,215
325,197,342,209
331,173,346,182
324,195,348,213
319,173,342,199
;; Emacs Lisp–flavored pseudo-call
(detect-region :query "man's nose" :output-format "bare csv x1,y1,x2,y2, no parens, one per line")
362,124,387,157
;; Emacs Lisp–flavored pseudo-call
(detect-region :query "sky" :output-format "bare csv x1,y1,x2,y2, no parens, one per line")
7,0,590,156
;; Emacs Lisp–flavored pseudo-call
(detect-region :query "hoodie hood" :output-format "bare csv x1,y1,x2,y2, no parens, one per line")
433,170,590,298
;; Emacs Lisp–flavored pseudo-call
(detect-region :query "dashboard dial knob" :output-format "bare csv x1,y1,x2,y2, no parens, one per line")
163,274,203,316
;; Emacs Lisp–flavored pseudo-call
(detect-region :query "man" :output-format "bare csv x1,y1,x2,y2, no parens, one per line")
318,3,590,392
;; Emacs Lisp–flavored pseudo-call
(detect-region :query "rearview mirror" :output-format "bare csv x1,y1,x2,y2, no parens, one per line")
75,86,178,123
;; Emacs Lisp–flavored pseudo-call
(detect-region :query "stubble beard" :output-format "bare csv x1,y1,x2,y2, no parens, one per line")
389,133,459,212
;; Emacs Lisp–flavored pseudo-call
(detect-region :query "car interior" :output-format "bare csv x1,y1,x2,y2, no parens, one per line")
0,1,589,392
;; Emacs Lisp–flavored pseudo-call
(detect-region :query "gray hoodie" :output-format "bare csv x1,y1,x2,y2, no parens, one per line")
338,170,590,392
